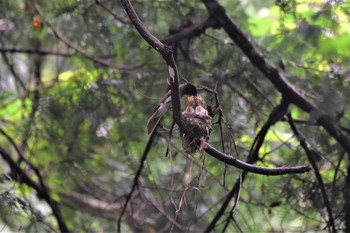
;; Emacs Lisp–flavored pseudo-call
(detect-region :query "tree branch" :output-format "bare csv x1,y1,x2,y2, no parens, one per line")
0,146,71,233
0,52,26,90
120,0,183,129
222,174,242,232
116,131,155,232
204,142,311,175
162,16,218,44
205,98,301,231
201,0,350,155
247,99,290,164
204,173,245,233
0,47,75,57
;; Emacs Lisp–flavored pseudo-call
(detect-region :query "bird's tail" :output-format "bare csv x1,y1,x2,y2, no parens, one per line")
147,113,162,135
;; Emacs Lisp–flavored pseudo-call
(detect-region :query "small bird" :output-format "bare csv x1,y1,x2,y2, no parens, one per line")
194,95,209,117
182,96,195,117
147,83,197,135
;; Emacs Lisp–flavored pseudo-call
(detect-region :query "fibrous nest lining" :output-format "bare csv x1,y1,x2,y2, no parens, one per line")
180,114,212,154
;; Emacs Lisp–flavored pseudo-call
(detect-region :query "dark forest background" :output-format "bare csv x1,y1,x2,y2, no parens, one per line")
0,0,350,232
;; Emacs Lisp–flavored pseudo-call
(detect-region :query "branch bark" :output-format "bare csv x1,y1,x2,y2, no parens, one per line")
162,16,218,44
120,0,184,130
204,143,311,175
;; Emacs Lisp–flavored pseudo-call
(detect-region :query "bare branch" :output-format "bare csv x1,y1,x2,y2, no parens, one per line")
204,142,311,175
204,173,244,233
0,52,26,90
120,0,183,128
116,129,155,232
162,16,218,44
222,174,242,232
247,99,290,165
0,47,75,57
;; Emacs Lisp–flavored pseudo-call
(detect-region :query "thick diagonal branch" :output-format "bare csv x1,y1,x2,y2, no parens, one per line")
201,0,350,154
120,0,183,128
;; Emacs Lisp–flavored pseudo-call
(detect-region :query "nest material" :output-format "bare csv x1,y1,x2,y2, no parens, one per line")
180,114,212,154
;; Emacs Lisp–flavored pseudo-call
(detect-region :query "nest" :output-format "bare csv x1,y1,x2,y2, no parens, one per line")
180,114,212,154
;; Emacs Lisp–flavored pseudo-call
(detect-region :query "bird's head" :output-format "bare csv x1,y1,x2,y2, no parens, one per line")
195,95,204,106
186,96,195,107
181,83,197,96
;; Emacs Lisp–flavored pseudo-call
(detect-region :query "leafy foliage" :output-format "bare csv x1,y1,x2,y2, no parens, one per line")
0,0,349,232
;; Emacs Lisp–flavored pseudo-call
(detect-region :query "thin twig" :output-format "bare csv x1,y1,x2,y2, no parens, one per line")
204,173,246,233
116,132,155,232
221,173,242,233
0,47,75,57
0,52,26,90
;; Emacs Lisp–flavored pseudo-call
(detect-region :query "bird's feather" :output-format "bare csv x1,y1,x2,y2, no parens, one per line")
146,83,197,135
